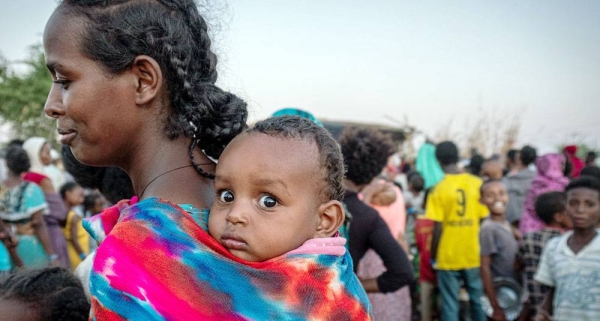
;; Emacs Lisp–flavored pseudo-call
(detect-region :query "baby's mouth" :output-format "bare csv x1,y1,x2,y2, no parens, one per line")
221,233,247,250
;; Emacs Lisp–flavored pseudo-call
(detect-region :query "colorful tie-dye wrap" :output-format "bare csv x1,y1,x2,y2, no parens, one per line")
83,197,372,320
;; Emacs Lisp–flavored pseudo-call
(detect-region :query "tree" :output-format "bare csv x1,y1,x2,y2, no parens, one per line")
0,44,54,142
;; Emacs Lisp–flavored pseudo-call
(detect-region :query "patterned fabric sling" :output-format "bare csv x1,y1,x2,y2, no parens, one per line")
84,197,372,320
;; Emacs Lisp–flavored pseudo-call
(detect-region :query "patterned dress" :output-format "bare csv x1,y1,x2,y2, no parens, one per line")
84,197,372,320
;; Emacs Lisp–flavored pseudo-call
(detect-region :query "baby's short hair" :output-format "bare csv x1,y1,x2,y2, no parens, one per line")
247,116,345,201
535,191,567,224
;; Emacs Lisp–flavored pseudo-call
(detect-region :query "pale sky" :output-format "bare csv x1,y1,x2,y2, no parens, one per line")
1,0,599,153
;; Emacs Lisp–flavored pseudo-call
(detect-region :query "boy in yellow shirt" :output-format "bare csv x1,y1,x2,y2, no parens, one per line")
426,141,488,321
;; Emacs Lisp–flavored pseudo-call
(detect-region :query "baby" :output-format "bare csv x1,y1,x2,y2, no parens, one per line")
208,115,346,262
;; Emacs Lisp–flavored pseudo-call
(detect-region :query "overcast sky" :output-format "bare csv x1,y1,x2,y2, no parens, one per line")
1,0,599,153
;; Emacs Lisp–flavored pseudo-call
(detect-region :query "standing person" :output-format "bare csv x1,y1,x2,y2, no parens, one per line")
414,211,437,321
534,177,600,321
42,0,388,319
338,127,414,295
22,137,70,268
358,177,412,321
563,145,584,178
0,146,57,269
59,182,89,269
505,149,520,176
478,180,520,321
427,141,489,321
519,154,569,234
416,142,445,190
516,191,571,320
504,145,537,226
585,152,597,167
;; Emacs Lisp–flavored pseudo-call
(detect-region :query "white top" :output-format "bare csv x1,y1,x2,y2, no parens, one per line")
535,230,600,320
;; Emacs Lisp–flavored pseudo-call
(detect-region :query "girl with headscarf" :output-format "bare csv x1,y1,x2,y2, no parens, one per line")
519,153,570,234
22,137,70,268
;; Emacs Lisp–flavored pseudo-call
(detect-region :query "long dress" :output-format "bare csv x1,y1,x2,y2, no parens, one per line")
0,181,49,269
357,185,412,321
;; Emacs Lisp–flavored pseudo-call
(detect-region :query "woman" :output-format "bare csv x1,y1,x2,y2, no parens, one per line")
519,153,570,234
339,127,415,296
44,1,370,319
22,137,70,268
0,146,57,269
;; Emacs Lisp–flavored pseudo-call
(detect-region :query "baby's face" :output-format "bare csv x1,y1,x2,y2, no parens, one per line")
209,133,324,262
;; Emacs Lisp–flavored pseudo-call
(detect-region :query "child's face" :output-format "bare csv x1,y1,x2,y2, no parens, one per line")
566,188,600,230
480,181,509,216
43,10,145,166
209,133,325,262
90,196,107,215
66,186,85,207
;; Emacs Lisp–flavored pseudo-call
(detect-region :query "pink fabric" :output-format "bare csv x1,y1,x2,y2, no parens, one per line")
369,185,406,237
519,154,570,234
287,237,347,256
357,183,411,321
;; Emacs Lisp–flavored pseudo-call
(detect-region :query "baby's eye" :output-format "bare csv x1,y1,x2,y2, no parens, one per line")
258,195,278,208
218,190,234,203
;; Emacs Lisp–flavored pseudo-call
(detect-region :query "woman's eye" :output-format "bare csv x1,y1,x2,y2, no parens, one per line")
258,195,278,208
218,190,234,203
52,79,70,90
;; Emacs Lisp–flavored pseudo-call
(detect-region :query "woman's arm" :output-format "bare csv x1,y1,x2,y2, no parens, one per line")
31,211,59,266
480,255,507,321
362,214,414,293
70,215,86,258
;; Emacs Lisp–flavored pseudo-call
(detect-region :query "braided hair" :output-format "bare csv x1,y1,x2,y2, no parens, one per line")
0,267,90,320
58,0,248,178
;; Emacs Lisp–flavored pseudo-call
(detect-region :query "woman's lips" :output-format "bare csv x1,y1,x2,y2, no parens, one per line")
57,129,76,145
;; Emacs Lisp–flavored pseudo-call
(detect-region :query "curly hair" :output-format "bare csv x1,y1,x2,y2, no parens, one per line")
5,145,31,175
339,127,396,186
435,141,459,166
57,0,248,178
535,191,566,225
520,145,537,166
0,267,90,320
247,116,345,201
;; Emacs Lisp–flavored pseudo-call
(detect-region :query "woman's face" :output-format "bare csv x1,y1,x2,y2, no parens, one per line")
39,143,52,166
43,9,142,167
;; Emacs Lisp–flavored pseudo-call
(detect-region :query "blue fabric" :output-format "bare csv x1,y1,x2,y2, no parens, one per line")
437,268,486,321
416,143,445,189
0,242,11,272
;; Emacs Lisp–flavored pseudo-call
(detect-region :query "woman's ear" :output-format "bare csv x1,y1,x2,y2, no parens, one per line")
315,200,345,238
131,55,163,106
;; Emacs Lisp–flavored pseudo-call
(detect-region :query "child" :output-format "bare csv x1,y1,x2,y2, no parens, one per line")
209,115,348,262
60,182,89,269
205,115,370,317
535,177,600,320
479,179,519,321
516,191,570,320
0,267,90,320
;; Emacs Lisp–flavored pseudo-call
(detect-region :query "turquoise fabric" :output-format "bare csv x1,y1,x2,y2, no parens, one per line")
416,143,445,189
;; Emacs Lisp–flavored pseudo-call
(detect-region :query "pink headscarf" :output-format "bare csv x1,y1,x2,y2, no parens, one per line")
519,153,569,234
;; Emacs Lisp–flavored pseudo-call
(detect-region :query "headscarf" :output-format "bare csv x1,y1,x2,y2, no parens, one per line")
415,142,444,189
22,137,48,174
563,145,584,178
519,153,569,234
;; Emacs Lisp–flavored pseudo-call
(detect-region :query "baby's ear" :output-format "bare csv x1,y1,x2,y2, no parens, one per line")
315,200,345,238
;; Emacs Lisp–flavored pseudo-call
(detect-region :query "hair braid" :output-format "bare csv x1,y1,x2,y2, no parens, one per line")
60,0,248,177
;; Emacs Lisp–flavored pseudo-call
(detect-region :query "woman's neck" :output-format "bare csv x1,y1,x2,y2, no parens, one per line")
126,136,216,210
4,173,22,188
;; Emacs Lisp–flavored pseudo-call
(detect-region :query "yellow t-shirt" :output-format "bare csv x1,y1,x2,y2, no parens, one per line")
425,173,488,270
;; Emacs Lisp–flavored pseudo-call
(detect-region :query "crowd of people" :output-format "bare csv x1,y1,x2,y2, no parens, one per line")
1,0,599,320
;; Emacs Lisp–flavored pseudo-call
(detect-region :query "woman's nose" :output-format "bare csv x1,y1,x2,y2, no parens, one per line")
44,86,64,119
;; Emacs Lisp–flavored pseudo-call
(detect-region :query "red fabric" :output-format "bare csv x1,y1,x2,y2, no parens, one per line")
415,217,436,283
563,145,584,178
23,172,48,185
